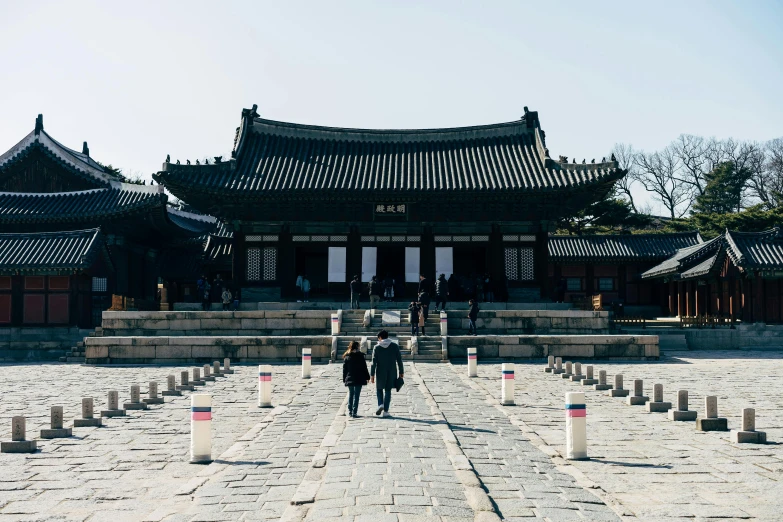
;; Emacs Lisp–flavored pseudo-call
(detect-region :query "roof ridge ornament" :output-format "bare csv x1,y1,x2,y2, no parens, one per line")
82,142,89,157
34,114,43,135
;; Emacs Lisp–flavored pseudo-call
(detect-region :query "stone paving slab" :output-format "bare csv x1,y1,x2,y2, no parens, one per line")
468,351,783,520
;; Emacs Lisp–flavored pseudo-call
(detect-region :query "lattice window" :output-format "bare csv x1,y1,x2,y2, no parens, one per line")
247,248,261,281
505,248,519,281
91,277,107,292
567,278,582,291
520,248,534,281
361,236,375,242
262,247,277,281
434,236,451,242
263,235,279,242
246,235,263,242
311,235,329,242
376,236,391,242
453,236,471,242
598,277,614,291
407,236,420,242
330,235,347,242
292,235,309,242
519,235,536,242
503,235,519,241
392,236,406,242
472,235,489,242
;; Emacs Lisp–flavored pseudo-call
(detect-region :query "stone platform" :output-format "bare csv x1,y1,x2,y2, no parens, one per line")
449,334,659,359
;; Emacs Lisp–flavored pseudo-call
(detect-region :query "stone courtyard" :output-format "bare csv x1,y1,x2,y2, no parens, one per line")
1,352,781,521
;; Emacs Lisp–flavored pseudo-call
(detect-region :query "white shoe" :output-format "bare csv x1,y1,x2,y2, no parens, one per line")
382,411,390,418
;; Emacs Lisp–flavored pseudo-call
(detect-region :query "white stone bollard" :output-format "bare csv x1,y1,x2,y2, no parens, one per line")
668,390,697,421
144,381,164,404
331,313,340,335
594,370,612,391
553,357,564,375
74,398,102,427
258,365,273,408
467,347,477,377
190,395,212,464
124,385,148,410
203,364,215,382
102,390,126,417
731,408,767,444
223,357,234,374
440,312,448,336
610,374,629,397
501,363,515,405
302,348,312,379
545,355,555,373
562,361,573,379
162,375,181,397
213,361,223,377
582,365,597,386
565,392,588,460
696,396,728,432
41,406,72,439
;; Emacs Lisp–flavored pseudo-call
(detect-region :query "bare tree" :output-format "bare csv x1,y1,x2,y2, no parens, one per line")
750,138,783,209
610,143,641,212
634,146,692,219
670,135,725,199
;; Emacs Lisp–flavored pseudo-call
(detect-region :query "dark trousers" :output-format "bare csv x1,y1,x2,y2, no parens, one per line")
435,297,447,310
347,385,362,415
411,323,419,336
422,305,429,321
468,318,477,334
376,387,392,411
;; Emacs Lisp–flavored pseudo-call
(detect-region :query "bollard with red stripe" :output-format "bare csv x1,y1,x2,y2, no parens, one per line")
331,313,340,335
190,395,212,464
565,392,588,460
467,347,478,377
258,365,273,408
501,363,515,405
302,348,312,379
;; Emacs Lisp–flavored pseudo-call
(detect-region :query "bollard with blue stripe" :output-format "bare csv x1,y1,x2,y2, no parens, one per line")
467,347,478,377
565,392,588,460
258,365,273,408
190,395,212,463
302,348,312,379
501,363,515,405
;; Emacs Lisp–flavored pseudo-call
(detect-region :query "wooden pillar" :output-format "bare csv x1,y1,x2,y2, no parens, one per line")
677,282,684,317
618,265,627,301
694,282,700,316
488,225,504,290
346,227,362,288
535,229,550,300
276,227,292,299
668,281,674,316
144,249,159,301
231,228,245,288
420,226,435,282
685,281,691,317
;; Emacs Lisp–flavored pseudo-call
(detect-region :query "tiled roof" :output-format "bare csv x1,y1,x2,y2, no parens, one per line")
0,182,165,223
0,117,119,187
156,110,623,197
725,228,783,271
549,232,702,263
167,207,217,235
204,235,232,263
641,236,722,279
0,228,103,272
680,252,723,280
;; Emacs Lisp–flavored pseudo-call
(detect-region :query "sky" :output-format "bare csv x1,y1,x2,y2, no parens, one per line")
1,1,781,213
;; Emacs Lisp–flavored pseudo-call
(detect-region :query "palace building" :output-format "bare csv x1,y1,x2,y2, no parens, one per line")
155,105,624,302
0,115,214,331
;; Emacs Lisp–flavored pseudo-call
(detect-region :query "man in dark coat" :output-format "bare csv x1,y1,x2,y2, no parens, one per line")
350,275,362,310
434,274,448,312
370,329,404,417
368,276,381,309
418,274,431,296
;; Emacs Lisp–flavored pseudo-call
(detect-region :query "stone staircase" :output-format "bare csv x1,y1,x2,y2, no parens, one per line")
335,309,443,361
59,328,103,363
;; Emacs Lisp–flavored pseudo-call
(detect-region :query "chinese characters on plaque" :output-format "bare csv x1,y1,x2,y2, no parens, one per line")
375,204,406,214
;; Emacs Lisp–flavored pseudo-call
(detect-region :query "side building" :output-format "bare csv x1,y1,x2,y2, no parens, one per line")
155,105,624,302
0,116,214,359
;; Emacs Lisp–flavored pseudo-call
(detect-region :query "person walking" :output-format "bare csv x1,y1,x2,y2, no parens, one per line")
221,288,232,311
302,275,311,302
201,280,211,311
368,276,381,309
383,274,395,301
484,274,494,303
370,329,404,417
468,298,479,336
408,300,421,336
434,273,448,312
342,340,370,418
350,275,361,309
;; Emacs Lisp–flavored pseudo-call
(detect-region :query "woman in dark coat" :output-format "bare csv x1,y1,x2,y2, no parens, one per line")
408,301,421,336
370,329,404,417
343,341,370,418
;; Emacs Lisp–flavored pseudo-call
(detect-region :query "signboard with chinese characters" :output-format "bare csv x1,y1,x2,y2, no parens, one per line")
374,203,407,215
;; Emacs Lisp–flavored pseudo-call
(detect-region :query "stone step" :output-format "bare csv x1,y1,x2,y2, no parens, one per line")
659,334,688,350
66,357,85,363
58,357,67,362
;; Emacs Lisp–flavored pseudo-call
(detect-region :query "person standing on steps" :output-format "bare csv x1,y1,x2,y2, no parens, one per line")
301,275,311,302
368,275,381,309
468,298,480,336
434,273,448,312
350,275,362,310
343,340,370,418
418,289,431,324
221,287,232,311
370,329,404,417
418,273,431,296
295,274,304,302
408,300,421,336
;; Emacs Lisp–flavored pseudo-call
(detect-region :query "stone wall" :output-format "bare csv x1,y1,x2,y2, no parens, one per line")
0,327,93,362
448,334,658,360
84,336,333,364
618,323,783,351
448,310,610,335
101,311,331,337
